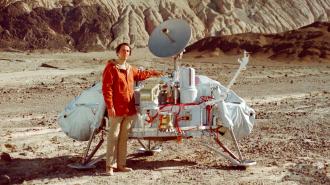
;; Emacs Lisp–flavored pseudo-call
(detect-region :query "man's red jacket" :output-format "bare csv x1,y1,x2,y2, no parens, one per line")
102,60,160,116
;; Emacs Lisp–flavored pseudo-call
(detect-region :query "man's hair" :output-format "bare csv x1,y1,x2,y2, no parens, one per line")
115,42,131,55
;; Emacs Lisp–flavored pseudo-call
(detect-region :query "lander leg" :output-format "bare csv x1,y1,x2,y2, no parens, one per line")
229,127,256,167
67,118,107,170
201,129,256,167
136,139,162,154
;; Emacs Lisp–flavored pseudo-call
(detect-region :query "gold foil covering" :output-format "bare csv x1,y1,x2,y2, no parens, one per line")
139,78,160,102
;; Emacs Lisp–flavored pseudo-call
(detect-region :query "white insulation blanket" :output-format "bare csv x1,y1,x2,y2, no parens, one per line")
58,83,105,141
196,75,255,140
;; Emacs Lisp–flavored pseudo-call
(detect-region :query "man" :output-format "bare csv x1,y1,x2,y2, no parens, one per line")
102,43,162,175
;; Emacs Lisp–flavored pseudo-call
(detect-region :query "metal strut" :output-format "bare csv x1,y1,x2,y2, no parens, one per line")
201,129,256,167
67,118,107,170
137,139,162,153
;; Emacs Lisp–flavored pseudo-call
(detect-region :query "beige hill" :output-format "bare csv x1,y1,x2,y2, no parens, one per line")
0,0,330,51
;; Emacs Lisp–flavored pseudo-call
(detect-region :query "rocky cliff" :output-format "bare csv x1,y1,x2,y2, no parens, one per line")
0,0,330,51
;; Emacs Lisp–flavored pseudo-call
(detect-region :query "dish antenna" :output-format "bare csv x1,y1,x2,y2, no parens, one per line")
148,19,191,58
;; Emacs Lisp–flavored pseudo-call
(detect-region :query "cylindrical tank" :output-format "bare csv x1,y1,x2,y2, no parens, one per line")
179,67,197,103
173,81,180,104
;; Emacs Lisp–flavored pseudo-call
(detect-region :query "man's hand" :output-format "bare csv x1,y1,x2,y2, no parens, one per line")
151,70,164,77
108,107,116,117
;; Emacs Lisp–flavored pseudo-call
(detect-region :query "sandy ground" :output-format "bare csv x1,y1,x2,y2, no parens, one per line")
0,49,329,185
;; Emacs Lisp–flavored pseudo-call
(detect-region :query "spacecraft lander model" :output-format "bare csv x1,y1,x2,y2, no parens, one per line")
59,19,257,169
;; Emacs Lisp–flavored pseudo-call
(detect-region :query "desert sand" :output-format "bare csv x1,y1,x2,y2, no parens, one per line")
0,49,329,184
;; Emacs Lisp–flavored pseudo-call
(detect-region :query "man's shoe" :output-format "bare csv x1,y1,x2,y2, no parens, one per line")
117,166,133,172
106,167,114,176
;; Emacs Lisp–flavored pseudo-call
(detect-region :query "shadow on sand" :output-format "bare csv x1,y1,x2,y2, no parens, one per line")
0,152,245,184
1,156,96,184
0,154,195,184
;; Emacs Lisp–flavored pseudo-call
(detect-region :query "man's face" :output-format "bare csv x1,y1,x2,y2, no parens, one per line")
117,45,130,60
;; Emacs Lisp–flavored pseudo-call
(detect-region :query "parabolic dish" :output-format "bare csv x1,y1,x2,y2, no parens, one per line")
148,19,191,57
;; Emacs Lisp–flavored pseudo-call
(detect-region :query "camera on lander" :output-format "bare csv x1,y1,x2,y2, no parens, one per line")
59,19,257,169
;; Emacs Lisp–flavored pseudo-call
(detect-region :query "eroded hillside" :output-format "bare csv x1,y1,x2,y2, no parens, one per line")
0,0,329,51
